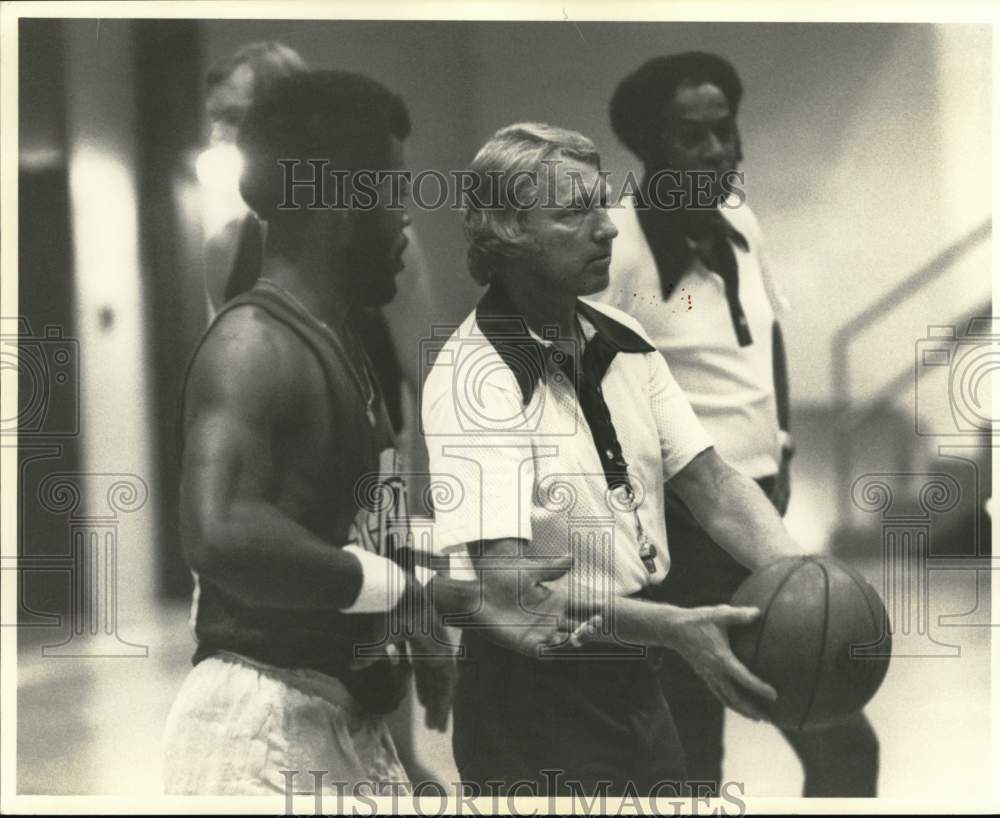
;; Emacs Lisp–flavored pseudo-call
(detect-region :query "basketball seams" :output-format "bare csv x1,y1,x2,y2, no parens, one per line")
846,568,891,694
731,555,890,730
849,567,883,639
798,558,830,731
751,557,808,672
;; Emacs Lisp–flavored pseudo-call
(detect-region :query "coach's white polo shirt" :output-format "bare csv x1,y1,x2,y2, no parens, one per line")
598,198,789,479
421,284,713,596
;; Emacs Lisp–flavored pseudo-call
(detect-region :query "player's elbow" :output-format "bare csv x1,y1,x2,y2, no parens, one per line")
182,520,228,578
182,503,244,579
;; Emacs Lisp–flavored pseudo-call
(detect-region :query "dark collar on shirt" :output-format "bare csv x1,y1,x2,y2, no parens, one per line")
475,281,654,404
635,200,749,299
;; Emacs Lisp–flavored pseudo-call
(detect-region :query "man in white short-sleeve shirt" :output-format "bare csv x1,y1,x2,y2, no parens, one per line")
422,122,802,796
598,52,879,797
424,286,711,595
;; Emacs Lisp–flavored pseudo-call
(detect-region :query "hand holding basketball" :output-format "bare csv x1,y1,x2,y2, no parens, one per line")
727,555,891,731
664,604,778,721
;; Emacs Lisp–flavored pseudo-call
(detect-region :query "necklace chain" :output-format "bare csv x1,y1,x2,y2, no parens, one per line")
257,278,378,423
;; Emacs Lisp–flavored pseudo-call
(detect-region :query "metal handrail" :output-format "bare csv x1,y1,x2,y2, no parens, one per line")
841,299,993,433
832,220,992,517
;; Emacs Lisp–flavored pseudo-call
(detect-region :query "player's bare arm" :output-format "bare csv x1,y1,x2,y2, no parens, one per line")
180,306,366,610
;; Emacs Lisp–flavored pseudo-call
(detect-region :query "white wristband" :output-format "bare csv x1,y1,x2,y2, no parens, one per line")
413,564,435,587
445,548,477,581
341,545,408,614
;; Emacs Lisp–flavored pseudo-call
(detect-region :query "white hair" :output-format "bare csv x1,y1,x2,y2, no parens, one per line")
463,122,600,285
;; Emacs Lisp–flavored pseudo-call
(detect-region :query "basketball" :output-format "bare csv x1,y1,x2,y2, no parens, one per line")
728,555,891,731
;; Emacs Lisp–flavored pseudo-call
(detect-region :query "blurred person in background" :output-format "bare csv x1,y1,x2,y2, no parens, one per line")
202,41,308,318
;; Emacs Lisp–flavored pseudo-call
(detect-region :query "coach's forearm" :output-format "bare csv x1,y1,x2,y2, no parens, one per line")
701,470,801,569
670,450,801,571
595,596,690,648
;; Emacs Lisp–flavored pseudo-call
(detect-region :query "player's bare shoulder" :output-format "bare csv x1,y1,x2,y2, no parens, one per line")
184,304,324,429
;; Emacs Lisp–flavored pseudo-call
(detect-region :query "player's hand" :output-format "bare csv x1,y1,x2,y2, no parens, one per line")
664,604,777,721
407,632,457,733
459,555,602,658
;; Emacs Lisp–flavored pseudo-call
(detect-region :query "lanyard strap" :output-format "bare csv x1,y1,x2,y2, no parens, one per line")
549,332,658,573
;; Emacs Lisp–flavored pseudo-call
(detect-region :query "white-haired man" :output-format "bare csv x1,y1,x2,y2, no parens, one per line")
421,123,804,796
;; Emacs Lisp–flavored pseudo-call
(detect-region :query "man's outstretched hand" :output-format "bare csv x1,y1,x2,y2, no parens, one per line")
430,555,602,659
664,604,777,721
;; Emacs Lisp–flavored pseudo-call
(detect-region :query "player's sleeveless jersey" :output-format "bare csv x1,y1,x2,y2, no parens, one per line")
178,283,410,715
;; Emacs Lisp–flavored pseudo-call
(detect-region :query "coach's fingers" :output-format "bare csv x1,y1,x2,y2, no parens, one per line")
567,614,604,647
708,605,762,627
715,676,769,722
723,652,777,702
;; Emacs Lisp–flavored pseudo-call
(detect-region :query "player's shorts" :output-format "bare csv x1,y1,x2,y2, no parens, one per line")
162,651,410,795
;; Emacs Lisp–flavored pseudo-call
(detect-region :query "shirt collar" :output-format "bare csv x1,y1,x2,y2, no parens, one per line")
475,282,654,404
634,201,749,297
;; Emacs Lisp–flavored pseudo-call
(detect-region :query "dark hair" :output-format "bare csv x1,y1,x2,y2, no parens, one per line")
238,70,411,221
610,52,743,162
206,41,308,98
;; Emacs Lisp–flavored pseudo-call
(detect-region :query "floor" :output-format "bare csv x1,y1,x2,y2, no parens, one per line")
14,562,992,801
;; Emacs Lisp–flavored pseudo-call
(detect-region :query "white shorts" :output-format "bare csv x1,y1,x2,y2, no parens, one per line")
162,651,410,795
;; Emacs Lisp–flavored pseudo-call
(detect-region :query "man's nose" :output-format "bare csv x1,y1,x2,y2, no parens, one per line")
702,130,726,160
594,209,619,242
